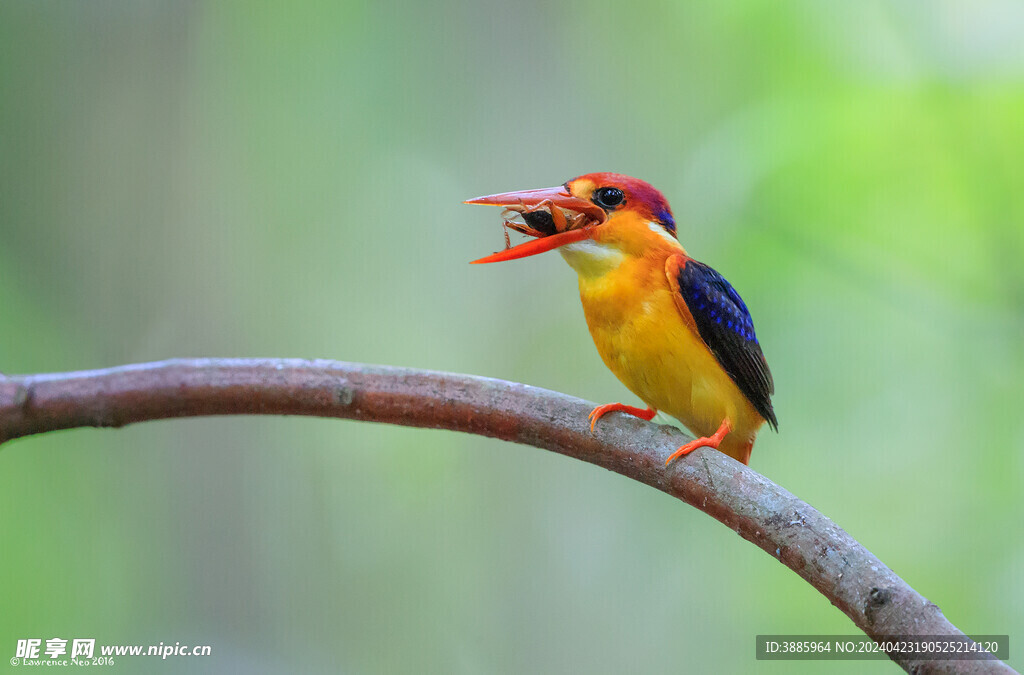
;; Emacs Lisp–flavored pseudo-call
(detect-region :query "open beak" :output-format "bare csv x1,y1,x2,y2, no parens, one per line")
465,185,604,264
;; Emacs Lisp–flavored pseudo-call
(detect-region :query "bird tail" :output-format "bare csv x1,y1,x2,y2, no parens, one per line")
723,438,754,465
738,440,753,465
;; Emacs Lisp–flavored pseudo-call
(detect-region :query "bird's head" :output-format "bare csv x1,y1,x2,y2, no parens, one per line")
466,173,678,264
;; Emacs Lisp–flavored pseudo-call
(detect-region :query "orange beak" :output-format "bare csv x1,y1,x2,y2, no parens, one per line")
465,186,604,264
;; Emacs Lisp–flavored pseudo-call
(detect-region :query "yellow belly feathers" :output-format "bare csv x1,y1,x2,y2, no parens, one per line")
560,236,764,462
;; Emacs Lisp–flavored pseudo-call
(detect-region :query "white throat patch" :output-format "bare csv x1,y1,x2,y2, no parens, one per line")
558,240,624,277
648,221,678,244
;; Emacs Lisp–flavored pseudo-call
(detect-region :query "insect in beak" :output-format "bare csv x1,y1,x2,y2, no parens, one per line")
465,186,605,263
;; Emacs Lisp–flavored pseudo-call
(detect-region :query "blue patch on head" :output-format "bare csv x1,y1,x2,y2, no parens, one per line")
656,209,675,234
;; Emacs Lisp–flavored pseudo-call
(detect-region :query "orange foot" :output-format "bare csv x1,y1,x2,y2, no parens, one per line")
665,419,732,466
588,403,657,432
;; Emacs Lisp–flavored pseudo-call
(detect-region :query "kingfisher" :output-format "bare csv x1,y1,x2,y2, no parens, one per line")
466,173,776,465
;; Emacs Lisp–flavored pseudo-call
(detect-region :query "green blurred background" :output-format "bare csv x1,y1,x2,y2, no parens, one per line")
2,1,1022,672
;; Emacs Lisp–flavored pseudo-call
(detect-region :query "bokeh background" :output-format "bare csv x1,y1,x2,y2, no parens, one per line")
2,1,1022,672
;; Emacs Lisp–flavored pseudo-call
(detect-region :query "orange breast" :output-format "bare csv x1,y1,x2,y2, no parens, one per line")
560,225,766,462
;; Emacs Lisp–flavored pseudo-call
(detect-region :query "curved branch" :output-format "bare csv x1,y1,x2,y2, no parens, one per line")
0,359,1013,674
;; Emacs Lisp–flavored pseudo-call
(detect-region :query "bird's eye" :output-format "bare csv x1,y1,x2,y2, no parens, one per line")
593,187,624,209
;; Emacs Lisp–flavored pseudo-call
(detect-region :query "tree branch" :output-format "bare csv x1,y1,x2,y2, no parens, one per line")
0,359,1013,674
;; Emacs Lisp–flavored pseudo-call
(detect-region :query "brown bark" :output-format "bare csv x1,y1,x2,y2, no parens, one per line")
0,359,1013,674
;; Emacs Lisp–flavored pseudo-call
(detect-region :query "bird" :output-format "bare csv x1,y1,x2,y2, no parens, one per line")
466,173,776,465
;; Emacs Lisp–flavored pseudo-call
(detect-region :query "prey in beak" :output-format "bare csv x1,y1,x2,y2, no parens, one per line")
464,185,606,264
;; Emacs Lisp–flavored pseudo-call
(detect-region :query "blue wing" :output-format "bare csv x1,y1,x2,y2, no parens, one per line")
673,258,777,430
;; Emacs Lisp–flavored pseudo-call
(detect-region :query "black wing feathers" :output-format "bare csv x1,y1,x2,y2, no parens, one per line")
676,260,777,430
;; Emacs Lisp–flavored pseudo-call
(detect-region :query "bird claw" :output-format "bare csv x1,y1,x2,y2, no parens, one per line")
665,419,732,466
588,403,657,433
